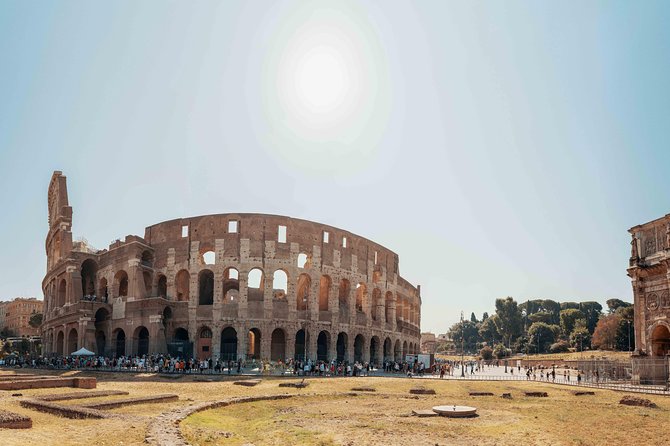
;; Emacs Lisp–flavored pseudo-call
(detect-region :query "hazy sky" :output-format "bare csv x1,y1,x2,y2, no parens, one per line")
1,1,669,333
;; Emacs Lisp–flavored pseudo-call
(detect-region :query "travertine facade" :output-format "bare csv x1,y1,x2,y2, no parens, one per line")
628,216,670,356
0,297,43,337
41,172,421,363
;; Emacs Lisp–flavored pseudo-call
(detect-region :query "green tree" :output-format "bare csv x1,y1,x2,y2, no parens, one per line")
591,314,620,350
470,312,478,323
528,322,560,354
480,346,493,360
493,343,508,359
478,315,501,345
447,320,480,353
560,309,586,337
494,297,523,348
29,313,43,328
560,302,580,311
528,311,553,324
482,312,489,321
614,306,634,351
579,301,603,334
570,319,591,351
606,299,632,314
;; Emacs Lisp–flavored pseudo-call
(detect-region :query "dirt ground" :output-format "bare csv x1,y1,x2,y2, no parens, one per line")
0,369,667,446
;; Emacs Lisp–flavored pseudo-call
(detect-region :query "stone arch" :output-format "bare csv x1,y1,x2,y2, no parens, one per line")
133,326,149,356
338,279,350,307
67,327,78,355
297,253,308,269
175,269,190,302
296,273,311,311
383,337,392,361
141,250,154,267
355,283,367,313
223,267,239,303
354,334,365,363
402,340,408,358
271,328,287,361
317,330,330,361
201,250,215,266
220,327,238,360
94,308,110,355
198,269,214,305
394,339,401,361
113,328,126,356
143,270,153,296
56,331,64,356
272,269,288,299
98,278,109,302
81,259,98,297
169,327,190,358
248,328,261,360
247,268,264,302
294,328,309,361
114,270,129,297
650,322,670,357
319,275,331,311
396,297,403,324
370,336,381,366
336,332,348,362
197,326,213,360
57,278,67,307
157,274,167,298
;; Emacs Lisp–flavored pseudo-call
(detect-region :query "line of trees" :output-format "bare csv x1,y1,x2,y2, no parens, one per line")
441,297,634,358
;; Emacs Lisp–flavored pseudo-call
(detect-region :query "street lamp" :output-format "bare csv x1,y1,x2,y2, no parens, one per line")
460,311,465,378
627,319,631,352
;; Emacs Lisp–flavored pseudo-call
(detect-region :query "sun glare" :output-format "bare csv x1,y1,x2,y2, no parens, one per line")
294,46,349,112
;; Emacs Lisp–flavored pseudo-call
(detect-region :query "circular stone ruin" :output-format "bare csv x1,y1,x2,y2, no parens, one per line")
432,405,477,418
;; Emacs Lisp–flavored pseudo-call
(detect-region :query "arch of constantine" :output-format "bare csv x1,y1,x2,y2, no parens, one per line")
41,171,422,365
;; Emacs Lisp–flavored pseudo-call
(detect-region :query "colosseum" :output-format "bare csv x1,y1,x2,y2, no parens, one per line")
41,171,422,365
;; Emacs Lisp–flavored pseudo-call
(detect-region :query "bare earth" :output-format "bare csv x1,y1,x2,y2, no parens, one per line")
0,369,667,446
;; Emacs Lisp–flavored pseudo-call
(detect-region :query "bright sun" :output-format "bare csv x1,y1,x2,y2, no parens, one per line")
294,46,349,112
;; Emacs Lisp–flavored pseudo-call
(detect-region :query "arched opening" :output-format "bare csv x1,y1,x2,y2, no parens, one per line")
338,279,350,307
168,328,191,358
81,259,98,298
115,270,129,297
201,250,215,265
134,326,149,356
336,332,348,362
402,341,408,358
651,324,670,357
371,288,381,321
272,270,288,299
370,336,380,366
114,329,126,356
396,298,404,324
157,275,167,298
143,270,153,296
297,253,308,268
271,328,286,361
247,268,264,302
141,250,154,268
197,326,212,360
94,308,110,355
95,331,106,356
175,270,190,302
385,292,393,323
57,279,66,307
294,329,308,361
223,268,239,303
317,331,330,361
319,275,331,311
394,339,401,361
198,269,214,305
354,334,365,363
383,337,392,361
248,328,261,360
220,327,238,360
355,283,367,313
296,274,311,312
98,278,109,302
56,331,64,356
67,328,78,355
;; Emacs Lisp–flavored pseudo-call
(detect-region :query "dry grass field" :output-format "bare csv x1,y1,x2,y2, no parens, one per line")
0,369,667,446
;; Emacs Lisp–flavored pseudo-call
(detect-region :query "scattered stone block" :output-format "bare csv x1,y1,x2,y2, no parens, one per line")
501,393,513,399
525,392,548,397
410,388,436,395
233,379,261,387
0,409,32,429
11,393,22,397
38,390,130,402
412,409,438,417
619,396,657,408
81,394,178,410
351,387,376,392
574,391,595,396
278,380,309,388
469,392,494,396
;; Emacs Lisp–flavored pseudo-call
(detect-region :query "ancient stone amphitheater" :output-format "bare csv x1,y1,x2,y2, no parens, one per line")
42,172,421,364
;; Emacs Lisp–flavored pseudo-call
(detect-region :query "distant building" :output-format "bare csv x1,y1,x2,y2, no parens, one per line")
0,297,43,337
420,332,436,354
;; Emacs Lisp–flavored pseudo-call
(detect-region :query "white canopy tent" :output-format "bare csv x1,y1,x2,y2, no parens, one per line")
71,347,95,356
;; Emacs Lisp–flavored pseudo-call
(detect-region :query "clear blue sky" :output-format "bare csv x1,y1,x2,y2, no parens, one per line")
1,1,669,333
